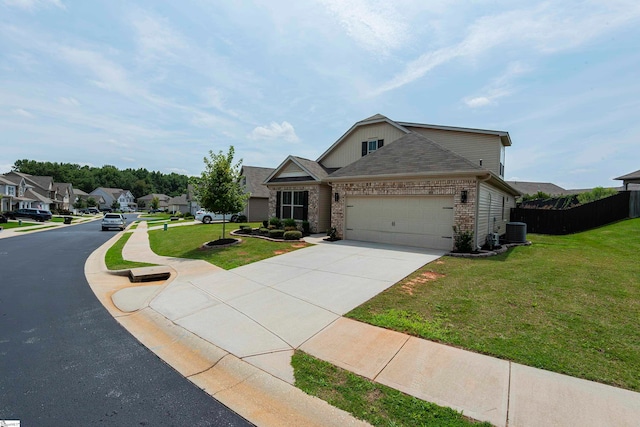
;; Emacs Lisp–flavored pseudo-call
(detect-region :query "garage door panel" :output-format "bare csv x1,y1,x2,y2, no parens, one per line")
345,196,454,251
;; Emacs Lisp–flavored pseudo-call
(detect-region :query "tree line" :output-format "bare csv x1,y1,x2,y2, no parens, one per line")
11,159,190,199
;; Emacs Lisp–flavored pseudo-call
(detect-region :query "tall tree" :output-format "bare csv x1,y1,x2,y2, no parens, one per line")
194,146,247,239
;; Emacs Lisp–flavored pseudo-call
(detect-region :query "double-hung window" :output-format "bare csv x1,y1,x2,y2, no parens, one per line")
278,190,308,220
361,139,384,156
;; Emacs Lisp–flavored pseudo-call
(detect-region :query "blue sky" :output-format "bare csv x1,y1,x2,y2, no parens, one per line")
1,0,639,190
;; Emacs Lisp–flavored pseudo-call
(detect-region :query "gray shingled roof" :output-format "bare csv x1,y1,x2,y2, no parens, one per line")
506,181,568,196
328,132,484,179
241,166,274,198
292,156,331,180
615,169,640,180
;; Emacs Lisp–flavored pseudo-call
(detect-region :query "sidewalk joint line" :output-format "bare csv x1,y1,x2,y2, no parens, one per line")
506,361,512,427
372,333,411,382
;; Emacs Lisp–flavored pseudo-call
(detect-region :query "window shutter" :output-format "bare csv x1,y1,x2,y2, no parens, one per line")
378,139,384,149
302,191,309,221
276,191,281,219
361,141,367,156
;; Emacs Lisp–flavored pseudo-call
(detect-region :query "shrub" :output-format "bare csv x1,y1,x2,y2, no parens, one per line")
259,227,270,236
452,226,474,253
577,187,618,204
269,217,282,229
284,230,302,240
284,226,298,231
283,218,297,228
184,212,194,218
237,214,248,223
237,225,253,234
268,229,285,239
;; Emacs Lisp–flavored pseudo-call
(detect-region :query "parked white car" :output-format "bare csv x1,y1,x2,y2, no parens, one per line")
101,213,126,231
195,210,239,224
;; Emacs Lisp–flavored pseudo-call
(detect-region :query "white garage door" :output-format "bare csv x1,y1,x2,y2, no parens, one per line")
345,196,454,250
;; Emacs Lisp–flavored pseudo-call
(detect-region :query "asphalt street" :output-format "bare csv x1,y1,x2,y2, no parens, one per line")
0,217,252,426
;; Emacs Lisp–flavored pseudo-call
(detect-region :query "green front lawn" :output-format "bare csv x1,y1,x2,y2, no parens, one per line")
148,222,309,270
293,351,490,427
0,220,40,229
348,218,640,391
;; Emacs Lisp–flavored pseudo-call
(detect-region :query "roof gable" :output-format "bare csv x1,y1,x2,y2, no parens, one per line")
328,132,485,179
265,156,329,184
316,114,410,163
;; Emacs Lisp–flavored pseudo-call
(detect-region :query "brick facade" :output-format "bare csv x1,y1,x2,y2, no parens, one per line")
268,184,322,232
330,178,477,238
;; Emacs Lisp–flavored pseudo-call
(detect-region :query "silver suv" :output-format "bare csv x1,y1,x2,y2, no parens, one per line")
101,213,126,231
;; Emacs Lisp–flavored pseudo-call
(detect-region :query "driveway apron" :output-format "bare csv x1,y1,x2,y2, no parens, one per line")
126,223,443,383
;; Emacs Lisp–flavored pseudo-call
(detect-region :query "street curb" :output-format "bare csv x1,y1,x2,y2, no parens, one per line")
84,233,370,427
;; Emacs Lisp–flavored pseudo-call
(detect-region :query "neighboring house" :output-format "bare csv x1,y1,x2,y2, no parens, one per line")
138,193,170,210
186,184,200,215
265,114,520,251
53,182,74,211
0,175,17,211
167,194,189,214
615,169,640,191
90,187,137,211
507,181,569,197
0,172,54,211
240,166,274,221
73,188,105,208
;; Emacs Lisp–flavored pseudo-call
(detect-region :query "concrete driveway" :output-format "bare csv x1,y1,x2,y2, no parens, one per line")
147,238,444,382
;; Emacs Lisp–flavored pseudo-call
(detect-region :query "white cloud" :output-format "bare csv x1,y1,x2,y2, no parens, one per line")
249,121,299,143
121,156,136,163
374,2,640,95
464,62,529,108
167,167,189,175
57,46,137,97
13,108,34,118
59,96,80,106
3,0,64,11
319,0,409,55
131,13,186,61
107,138,128,148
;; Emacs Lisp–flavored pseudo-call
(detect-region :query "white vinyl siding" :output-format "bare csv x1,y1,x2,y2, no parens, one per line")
408,127,503,177
345,195,454,250
321,123,406,168
476,182,515,248
277,162,308,178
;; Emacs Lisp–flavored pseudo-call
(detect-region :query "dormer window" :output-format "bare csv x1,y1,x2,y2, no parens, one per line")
361,139,384,156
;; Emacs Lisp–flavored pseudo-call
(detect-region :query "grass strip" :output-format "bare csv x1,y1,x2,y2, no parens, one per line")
105,232,157,270
0,221,39,229
14,225,57,232
292,351,490,427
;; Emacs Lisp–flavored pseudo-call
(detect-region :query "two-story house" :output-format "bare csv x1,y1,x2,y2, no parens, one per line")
0,172,54,211
90,188,137,211
138,193,171,211
265,114,520,251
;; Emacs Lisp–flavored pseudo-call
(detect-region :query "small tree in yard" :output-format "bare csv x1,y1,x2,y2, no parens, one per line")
151,196,160,210
195,146,247,241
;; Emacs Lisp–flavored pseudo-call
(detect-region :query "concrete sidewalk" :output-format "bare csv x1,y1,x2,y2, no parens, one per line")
87,221,640,427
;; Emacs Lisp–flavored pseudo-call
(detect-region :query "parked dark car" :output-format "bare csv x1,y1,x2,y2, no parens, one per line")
6,208,53,222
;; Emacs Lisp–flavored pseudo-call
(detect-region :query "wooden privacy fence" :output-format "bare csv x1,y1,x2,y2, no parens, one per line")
510,191,637,235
